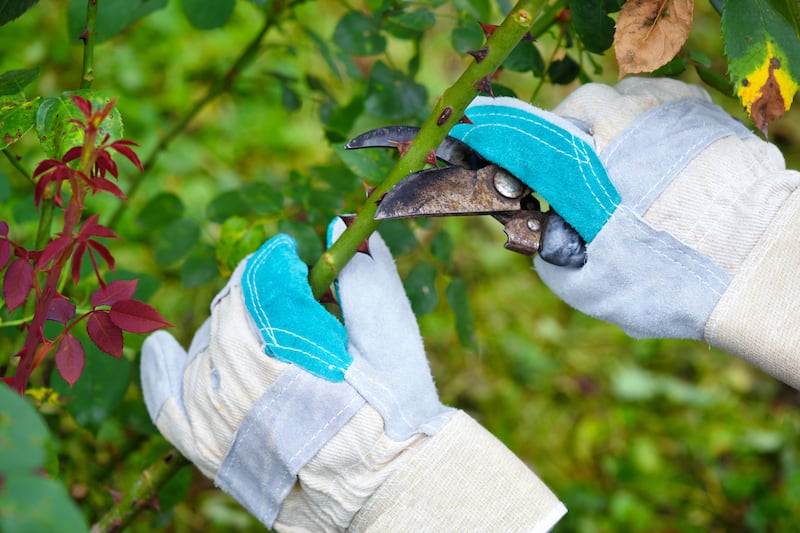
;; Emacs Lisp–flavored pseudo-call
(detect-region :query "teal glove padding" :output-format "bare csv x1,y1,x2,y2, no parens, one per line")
449,78,798,341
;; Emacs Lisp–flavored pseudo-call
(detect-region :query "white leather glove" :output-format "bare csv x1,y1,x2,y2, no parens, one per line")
141,220,565,531
450,78,800,388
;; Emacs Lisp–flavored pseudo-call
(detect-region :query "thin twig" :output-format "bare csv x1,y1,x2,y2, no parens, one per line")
2,148,31,181
105,12,276,230
91,448,190,533
80,0,99,89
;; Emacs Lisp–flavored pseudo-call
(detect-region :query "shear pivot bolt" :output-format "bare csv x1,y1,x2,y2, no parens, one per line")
527,218,541,232
493,169,525,199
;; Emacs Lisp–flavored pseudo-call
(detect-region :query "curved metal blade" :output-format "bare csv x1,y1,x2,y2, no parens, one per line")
375,164,530,219
346,126,488,170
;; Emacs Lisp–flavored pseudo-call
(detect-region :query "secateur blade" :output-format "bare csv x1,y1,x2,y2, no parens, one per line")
346,126,489,170
375,164,548,256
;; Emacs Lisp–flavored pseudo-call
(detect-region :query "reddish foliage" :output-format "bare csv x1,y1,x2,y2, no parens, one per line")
91,279,138,307
47,293,77,324
3,257,34,311
55,334,86,387
87,311,124,358
109,299,173,334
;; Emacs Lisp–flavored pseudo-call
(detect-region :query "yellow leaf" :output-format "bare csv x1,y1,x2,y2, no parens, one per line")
614,0,695,77
736,42,799,136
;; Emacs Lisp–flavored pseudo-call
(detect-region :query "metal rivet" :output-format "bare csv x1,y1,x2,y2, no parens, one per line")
527,218,541,232
493,169,525,199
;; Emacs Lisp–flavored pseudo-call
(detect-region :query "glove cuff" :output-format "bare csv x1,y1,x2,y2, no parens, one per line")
352,410,565,532
706,188,800,389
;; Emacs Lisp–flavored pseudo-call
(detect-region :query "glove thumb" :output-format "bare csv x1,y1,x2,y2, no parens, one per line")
141,330,197,459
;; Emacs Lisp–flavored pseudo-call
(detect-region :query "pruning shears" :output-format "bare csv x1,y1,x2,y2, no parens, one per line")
346,126,587,268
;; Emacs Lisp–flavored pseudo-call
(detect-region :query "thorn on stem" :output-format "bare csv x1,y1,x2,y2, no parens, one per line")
467,47,489,63
474,74,495,96
437,106,453,126
425,150,438,166
78,28,89,43
388,139,413,157
458,115,474,125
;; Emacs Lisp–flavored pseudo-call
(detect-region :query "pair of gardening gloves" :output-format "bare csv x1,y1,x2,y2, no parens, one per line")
141,78,800,531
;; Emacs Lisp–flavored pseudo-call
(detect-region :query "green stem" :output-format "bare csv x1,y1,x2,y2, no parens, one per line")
308,0,543,299
90,448,190,533
81,0,98,89
2,148,31,181
105,12,275,230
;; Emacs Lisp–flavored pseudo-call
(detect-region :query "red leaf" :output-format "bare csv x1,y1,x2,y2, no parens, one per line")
109,139,142,171
3,257,34,311
55,334,85,386
32,158,59,178
88,240,115,271
0,238,9,270
89,176,126,199
70,95,93,120
91,279,138,307
109,299,172,334
62,146,83,164
71,240,86,285
95,151,119,179
0,221,7,236
37,235,72,270
47,294,76,323
87,311,123,358
78,214,119,240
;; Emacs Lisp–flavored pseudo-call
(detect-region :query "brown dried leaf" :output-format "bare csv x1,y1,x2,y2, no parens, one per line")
614,0,694,77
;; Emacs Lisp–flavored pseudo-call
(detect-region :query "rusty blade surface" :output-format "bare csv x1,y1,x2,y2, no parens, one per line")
375,164,530,219
346,126,488,169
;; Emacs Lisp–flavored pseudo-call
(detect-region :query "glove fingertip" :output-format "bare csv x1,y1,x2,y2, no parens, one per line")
141,330,189,424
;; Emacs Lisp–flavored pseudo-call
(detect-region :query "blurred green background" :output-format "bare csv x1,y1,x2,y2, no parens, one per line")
2,1,800,531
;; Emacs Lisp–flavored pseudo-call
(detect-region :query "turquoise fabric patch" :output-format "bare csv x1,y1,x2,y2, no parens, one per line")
242,235,352,382
450,103,620,242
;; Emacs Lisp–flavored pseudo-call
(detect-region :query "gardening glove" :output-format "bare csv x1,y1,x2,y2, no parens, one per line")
449,77,800,389
141,219,566,531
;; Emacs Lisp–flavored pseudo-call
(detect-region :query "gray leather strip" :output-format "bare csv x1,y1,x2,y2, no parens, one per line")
535,207,731,340
601,99,754,215
215,365,365,527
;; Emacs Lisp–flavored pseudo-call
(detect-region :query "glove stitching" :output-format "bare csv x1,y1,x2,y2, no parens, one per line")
619,207,727,296
286,394,364,469
245,238,349,375
217,370,303,481
461,115,617,216
346,364,417,435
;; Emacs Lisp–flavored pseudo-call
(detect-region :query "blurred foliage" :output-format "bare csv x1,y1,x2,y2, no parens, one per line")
1,0,800,531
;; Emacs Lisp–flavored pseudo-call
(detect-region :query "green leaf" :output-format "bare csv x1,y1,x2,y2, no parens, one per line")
67,0,167,41
652,56,688,76
0,385,50,473
35,90,123,159
378,219,417,256
278,220,322,265
404,262,438,315
430,229,453,269
217,216,267,274
451,20,485,54
570,0,615,54
334,141,396,185
548,55,580,85
241,182,283,215
0,474,88,533
333,11,386,55
281,83,302,111
180,244,219,288
206,190,250,223
365,61,428,120
0,0,39,26
0,95,40,150
446,277,476,347
323,96,365,142
51,340,132,432
0,67,39,95
387,8,436,39
722,0,800,133
137,192,185,227
153,217,200,265
503,41,545,75
180,0,235,29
